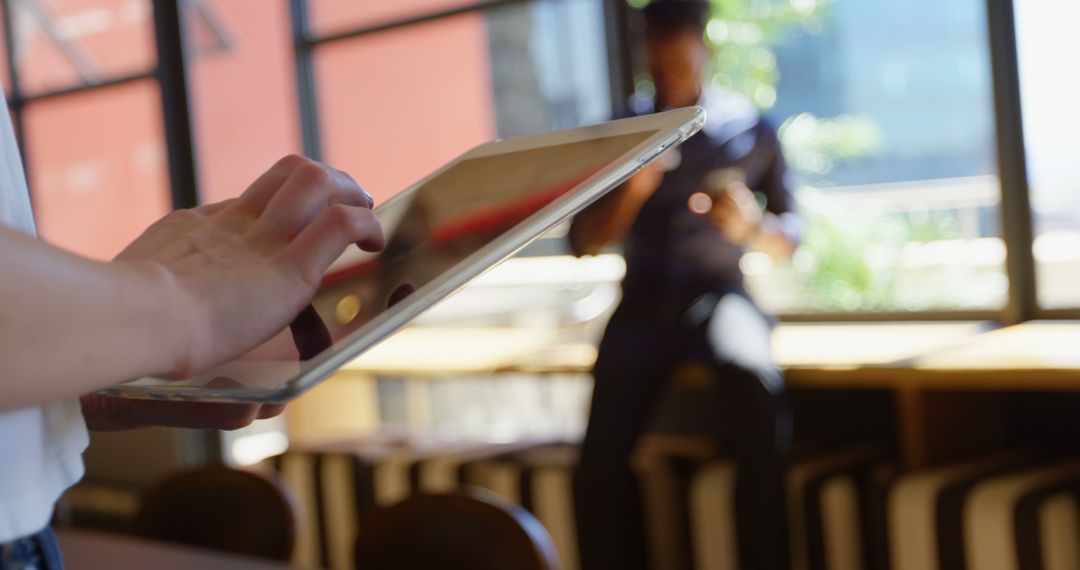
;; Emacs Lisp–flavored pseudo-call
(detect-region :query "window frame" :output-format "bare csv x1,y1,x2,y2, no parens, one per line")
766,0,1037,324
286,0,634,159
1,0,1057,324
1,0,201,209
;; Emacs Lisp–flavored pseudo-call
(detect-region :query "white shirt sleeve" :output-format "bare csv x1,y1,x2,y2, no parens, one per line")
0,83,89,542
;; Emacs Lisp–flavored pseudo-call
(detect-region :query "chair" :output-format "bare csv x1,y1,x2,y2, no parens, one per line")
134,465,296,561
354,491,561,570
271,438,550,569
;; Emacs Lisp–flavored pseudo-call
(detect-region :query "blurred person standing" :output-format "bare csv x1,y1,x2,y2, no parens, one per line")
569,1,799,569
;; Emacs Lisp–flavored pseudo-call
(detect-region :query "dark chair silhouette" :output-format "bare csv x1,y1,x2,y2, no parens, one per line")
134,466,296,561
355,491,561,570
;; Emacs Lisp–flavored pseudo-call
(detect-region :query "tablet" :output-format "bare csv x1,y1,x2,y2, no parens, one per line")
101,107,706,403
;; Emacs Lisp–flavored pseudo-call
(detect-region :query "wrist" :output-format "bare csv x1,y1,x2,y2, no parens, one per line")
111,260,193,379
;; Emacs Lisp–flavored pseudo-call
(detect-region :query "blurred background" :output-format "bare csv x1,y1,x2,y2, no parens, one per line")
6,0,1080,569
11,0,1080,314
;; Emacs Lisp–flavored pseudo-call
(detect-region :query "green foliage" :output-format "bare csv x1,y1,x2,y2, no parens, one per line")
793,168,974,311
703,0,832,108
779,113,884,175
793,189,901,310
900,210,962,243
794,191,990,311
628,0,832,109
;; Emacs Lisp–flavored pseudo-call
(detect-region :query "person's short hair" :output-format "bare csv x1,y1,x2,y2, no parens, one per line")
642,0,710,39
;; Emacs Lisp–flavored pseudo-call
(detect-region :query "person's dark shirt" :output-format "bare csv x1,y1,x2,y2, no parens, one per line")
617,87,796,309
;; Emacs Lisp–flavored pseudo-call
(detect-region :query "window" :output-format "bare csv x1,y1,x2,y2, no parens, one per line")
0,0,1061,316
183,0,302,203
307,0,612,204
309,0,475,36
721,0,1007,315
1,0,168,260
12,0,156,96
24,80,170,258
315,12,497,202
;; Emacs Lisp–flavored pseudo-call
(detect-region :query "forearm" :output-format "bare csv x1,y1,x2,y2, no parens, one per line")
0,226,182,410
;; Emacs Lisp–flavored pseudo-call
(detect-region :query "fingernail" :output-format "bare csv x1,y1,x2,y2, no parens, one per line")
362,188,374,208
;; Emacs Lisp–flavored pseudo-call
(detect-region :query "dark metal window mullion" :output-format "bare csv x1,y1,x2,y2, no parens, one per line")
308,0,533,46
14,71,155,105
154,0,222,464
152,0,200,209
986,0,1036,324
290,0,321,160
602,0,633,113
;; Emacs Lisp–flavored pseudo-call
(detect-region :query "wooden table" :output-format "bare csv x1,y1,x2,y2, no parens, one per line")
778,321,1080,391
346,321,1080,387
57,529,306,570
343,321,997,378
775,322,1080,465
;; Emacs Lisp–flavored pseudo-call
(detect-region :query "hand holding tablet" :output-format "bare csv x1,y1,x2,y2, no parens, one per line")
102,107,706,404
112,154,384,378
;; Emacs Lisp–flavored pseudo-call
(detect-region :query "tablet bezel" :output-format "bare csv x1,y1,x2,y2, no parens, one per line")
100,107,706,403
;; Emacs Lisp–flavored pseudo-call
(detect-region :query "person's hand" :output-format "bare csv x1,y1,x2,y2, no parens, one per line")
117,154,385,382
708,181,762,245
85,155,382,431
624,160,665,201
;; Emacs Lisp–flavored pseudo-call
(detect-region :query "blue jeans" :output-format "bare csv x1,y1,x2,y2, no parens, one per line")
0,527,63,570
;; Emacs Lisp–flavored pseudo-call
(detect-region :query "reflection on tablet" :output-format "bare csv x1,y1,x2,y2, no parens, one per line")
314,130,657,348
288,305,332,361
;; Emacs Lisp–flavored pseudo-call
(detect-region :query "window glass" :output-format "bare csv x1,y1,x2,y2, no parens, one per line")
732,0,1006,313
308,0,475,37
315,0,611,204
1015,0,1080,309
183,0,302,204
25,80,170,259
11,0,156,96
